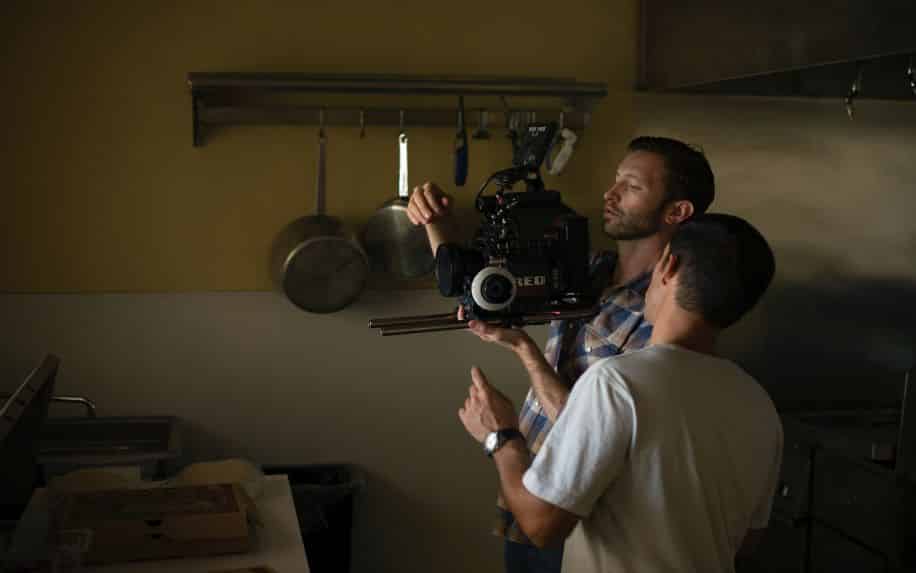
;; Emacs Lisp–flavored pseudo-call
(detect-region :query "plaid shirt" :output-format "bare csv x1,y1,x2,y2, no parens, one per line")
495,251,653,544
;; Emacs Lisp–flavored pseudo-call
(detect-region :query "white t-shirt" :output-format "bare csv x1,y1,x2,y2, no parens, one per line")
523,344,783,573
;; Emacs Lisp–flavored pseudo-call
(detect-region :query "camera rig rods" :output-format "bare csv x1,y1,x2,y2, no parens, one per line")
368,307,598,336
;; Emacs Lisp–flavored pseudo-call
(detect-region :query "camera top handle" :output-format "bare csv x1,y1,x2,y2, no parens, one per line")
474,121,558,211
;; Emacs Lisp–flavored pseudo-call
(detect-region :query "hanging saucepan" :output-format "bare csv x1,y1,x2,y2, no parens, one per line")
361,110,435,279
271,111,369,313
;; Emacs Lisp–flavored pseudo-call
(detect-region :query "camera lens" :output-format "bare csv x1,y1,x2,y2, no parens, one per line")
436,244,484,297
435,244,459,296
481,275,513,305
471,266,517,311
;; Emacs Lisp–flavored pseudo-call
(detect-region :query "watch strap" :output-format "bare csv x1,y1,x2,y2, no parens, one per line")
486,428,525,457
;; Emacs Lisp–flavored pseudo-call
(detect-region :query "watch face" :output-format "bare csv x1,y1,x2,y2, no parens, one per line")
484,432,499,453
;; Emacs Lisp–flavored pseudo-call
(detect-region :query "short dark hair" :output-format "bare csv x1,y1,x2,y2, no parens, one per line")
669,213,775,328
627,136,715,217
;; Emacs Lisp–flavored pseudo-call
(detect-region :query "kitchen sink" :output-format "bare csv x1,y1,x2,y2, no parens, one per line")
37,416,180,470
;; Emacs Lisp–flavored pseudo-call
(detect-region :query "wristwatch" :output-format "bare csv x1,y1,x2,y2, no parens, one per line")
483,428,524,457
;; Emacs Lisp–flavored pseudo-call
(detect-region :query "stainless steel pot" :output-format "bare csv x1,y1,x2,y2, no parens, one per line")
271,121,369,313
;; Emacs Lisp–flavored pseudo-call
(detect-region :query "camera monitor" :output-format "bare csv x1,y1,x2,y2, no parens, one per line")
0,354,60,511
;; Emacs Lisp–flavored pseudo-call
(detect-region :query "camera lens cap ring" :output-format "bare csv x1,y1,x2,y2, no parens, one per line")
471,267,517,311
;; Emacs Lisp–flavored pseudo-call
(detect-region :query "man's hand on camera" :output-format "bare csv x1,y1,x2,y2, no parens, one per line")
407,182,453,226
467,319,536,355
456,306,541,362
460,310,558,409
458,366,519,443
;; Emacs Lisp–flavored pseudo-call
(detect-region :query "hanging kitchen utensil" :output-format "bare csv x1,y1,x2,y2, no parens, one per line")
361,110,435,279
546,112,578,176
454,95,469,186
271,110,369,313
500,96,520,157
472,109,490,140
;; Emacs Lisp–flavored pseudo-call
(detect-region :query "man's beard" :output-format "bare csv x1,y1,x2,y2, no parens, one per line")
603,203,666,240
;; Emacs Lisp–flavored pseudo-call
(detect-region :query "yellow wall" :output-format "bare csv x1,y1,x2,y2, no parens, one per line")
1,0,638,292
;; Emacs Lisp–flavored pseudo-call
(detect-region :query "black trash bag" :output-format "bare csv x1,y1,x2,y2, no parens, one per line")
263,464,365,573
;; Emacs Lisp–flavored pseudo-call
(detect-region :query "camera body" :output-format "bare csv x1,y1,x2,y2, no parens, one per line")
435,122,597,323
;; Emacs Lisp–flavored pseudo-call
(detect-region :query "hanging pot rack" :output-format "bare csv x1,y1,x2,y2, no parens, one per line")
187,72,608,146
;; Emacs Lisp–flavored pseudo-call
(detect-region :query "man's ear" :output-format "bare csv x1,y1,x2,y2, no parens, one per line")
660,250,679,284
664,200,694,225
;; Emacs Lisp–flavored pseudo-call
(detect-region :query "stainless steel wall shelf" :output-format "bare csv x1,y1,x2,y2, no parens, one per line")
187,73,608,146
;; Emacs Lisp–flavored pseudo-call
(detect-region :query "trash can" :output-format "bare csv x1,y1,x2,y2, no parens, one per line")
263,464,365,573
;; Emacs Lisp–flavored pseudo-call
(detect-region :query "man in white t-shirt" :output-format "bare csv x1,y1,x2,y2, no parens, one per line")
459,213,782,573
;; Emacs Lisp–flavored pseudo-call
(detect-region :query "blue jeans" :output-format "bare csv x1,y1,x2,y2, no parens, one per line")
504,539,564,573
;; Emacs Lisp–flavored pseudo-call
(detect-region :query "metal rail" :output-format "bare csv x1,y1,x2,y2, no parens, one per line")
368,307,599,336
188,73,607,146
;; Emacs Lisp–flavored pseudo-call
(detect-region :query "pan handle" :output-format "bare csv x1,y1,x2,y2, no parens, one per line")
398,110,409,200
454,95,468,186
316,108,328,216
